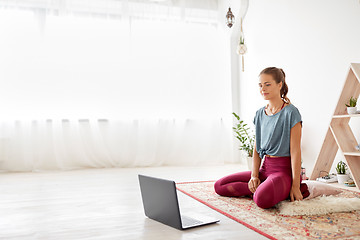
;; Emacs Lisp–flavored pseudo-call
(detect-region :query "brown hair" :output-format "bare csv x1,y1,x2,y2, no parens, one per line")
259,67,290,104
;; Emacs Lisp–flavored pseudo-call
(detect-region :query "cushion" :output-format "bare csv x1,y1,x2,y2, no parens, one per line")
302,180,342,200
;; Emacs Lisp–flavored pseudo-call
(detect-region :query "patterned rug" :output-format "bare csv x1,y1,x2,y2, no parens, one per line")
176,181,360,240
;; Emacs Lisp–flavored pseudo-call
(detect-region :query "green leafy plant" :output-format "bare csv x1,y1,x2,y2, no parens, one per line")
239,36,245,45
335,161,347,174
345,96,357,107
232,112,255,157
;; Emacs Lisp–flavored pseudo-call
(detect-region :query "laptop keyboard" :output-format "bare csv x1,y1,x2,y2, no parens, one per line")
181,215,204,227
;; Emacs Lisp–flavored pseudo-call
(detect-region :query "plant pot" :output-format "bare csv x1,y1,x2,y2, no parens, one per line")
337,174,350,185
247,156,252,171
237,44,247,55
347,107,357,115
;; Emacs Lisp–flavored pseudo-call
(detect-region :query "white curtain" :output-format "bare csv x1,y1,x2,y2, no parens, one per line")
0,0,234,171
0,119,232,171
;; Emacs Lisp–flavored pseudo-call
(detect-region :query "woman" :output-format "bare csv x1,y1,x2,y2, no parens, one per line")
214,67,309,209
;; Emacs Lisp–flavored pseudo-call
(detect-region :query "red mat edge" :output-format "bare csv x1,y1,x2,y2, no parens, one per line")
176,181,277,240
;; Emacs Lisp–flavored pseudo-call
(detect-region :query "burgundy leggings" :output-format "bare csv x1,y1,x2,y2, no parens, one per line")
214,156,309,209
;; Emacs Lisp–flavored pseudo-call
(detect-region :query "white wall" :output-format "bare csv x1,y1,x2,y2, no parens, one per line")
237,0,360,174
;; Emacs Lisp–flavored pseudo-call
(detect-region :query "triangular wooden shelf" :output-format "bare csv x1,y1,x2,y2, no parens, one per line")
310,63,360,189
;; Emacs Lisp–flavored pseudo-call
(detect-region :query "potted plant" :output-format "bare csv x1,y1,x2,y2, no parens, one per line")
345,96,357,114
336,160,349,185
232,112,255,170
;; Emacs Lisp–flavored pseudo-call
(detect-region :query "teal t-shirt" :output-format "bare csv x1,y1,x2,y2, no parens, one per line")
253,103,302,159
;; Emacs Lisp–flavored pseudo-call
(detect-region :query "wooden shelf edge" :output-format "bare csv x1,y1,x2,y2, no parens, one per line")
351,63,360,82
343,152,360,157
333,114,360,118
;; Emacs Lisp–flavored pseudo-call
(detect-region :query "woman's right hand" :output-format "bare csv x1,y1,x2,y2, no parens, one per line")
248,176,261,193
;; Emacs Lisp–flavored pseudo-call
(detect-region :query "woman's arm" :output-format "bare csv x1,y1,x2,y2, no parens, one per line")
251,141,261,178
289,122,303,201
249,141,261,193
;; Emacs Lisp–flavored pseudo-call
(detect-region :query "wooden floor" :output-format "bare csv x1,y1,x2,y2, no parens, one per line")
2,164,357,240
0,164,271,240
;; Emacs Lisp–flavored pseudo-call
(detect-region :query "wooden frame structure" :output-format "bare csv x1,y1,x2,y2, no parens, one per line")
310,63,360,190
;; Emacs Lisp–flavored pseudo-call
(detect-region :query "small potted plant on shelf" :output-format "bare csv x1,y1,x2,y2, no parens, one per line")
356,144,360,151
232,112,255,170
336,160,350,185
345,96,358,114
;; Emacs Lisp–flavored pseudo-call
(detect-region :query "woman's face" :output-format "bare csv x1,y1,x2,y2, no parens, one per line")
258,74,282,101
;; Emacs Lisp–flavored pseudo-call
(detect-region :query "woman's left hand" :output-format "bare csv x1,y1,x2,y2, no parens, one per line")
290,185,303,202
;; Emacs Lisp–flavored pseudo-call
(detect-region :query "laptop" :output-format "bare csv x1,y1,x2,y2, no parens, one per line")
138,174,220,230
